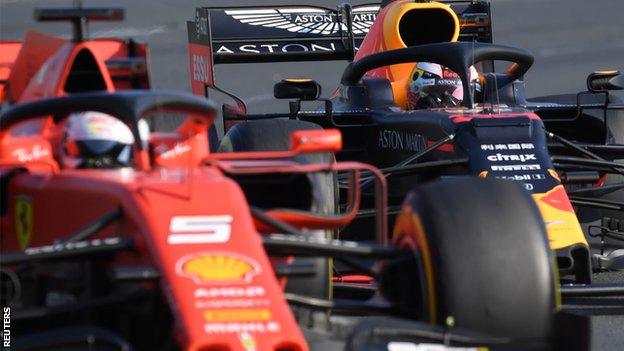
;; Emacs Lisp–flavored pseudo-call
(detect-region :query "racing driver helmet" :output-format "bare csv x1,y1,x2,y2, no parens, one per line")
407,62,480,109
61,111,149,169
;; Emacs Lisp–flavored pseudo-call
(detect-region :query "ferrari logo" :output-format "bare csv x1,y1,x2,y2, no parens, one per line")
15,196,33,250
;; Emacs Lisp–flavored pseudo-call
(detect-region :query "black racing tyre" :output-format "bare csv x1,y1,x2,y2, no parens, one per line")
384,177,558,339
219,119,336,299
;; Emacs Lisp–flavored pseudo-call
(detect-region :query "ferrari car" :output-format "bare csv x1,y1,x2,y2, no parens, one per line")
185,0,624,286
0,6,150,106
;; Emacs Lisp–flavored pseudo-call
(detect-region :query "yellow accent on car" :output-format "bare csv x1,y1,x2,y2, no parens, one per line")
284,78,313,83
547,168,561,181
203,308,272,322
393,206,437,324
531,186,588,250
181,254,257,283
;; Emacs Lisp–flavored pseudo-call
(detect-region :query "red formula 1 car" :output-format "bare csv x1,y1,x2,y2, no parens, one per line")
0,6,149,106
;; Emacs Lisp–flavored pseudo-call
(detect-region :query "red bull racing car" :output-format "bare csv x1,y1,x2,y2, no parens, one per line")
186,0,624,285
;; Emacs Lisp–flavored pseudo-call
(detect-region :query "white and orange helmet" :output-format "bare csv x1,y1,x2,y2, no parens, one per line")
407,62,480,109
61,111,149,169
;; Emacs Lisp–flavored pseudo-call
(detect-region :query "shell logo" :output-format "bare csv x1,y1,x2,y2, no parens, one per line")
176,252,261,284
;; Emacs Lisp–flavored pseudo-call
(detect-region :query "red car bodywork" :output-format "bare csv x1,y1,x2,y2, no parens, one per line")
0,30,149,104
0,91,386,350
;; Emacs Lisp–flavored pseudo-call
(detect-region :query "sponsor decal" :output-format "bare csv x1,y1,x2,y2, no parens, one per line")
487,153,536,162
176,252,260,284
442,69,460,79
215,42,341,55
437,78,461,86
12,145,50,163
15,196,33,250
204,321,280,334
194,286,265,298
155,143,192,160
491,164,541,171
192,54,210,83
168,215,232,244
194,286,268,309
480,143,534,151
195,299,270,309
195,9,208,38
488,173,548,191
203,308,272,322
495,174,546,181
418,78,436,86
378,130,426,152
223,7,377,35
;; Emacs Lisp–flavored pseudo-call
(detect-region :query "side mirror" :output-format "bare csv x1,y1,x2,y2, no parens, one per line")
587,70,624,92
274,79,321,101
290,129,342,154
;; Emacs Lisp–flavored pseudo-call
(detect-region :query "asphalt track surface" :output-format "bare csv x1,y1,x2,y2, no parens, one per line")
1,0,623,349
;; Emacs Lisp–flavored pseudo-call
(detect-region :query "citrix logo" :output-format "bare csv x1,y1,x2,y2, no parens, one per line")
487,153,536,162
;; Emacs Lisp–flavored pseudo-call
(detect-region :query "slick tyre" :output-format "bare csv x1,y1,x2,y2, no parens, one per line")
219,119,335,299
386,178,558,339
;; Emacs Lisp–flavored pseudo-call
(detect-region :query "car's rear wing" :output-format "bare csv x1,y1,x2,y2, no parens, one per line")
187,1,492,112
1,7,151,104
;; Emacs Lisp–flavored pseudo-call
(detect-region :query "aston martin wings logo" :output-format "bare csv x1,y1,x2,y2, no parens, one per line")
224,6,379,35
